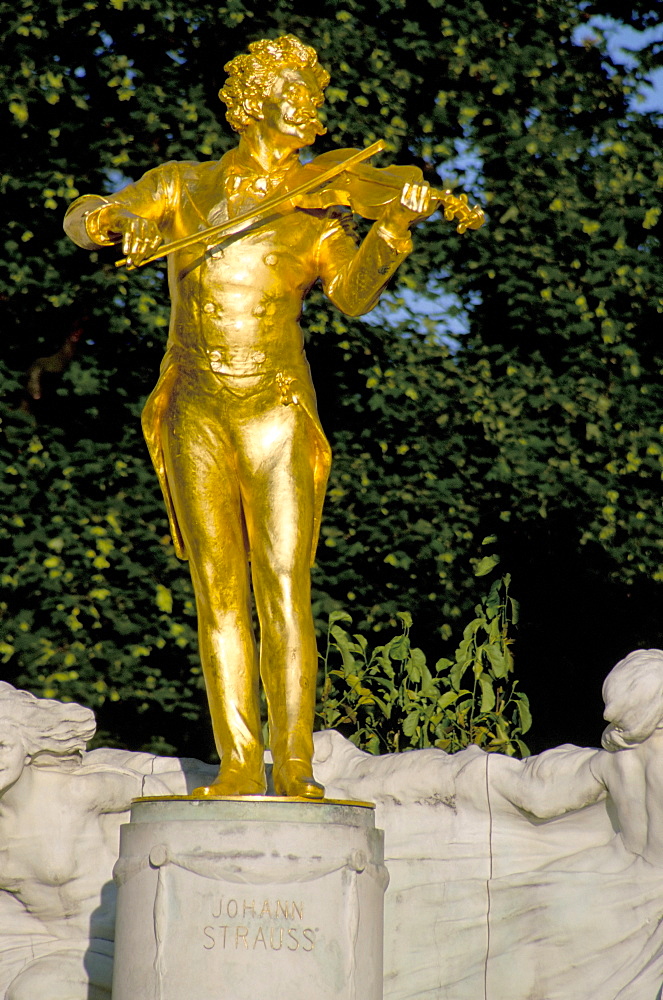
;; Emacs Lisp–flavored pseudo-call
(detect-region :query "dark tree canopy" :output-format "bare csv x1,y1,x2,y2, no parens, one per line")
1,0,661,755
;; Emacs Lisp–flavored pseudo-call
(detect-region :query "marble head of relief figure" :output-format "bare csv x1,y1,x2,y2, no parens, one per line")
0,681,95,797
601,648,663,751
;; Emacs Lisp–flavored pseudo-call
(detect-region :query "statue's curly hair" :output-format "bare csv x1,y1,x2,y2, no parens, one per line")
219,35,329,133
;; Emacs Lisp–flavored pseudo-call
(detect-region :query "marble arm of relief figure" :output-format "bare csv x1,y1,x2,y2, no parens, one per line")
488,649,663,865
486,744,606,820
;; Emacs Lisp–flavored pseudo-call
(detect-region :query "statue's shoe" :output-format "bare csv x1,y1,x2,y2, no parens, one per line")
191,764,266,798
273,759,325,799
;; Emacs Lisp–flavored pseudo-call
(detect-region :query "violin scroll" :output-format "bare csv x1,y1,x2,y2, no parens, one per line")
435,190,486,235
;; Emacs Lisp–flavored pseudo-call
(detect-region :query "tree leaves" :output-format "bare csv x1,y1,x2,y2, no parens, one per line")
0,0,661,752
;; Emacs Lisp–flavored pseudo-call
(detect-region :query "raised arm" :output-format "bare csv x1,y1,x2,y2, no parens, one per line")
318,182,434,318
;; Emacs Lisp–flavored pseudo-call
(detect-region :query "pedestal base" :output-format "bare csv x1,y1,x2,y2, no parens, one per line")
111,798,387,1000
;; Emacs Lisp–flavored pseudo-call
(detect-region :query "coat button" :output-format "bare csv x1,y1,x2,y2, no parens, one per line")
251,351,266,363
264,253,277,266
203,301,216,313
253,304,266,317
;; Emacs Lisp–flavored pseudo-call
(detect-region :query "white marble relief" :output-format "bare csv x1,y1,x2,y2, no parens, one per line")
1,649,663,999
0,682,214,999
314,648,663,999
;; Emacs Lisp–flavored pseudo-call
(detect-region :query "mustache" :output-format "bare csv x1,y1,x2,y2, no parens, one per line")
284,112,327,136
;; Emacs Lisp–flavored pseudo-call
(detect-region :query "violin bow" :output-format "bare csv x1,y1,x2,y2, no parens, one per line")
115,140,387,269
115,138,484,269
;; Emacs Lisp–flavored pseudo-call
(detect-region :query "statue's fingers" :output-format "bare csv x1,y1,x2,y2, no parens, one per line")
400,182,415,211
416,184,432,214
137,223,160,258
128,227,149,264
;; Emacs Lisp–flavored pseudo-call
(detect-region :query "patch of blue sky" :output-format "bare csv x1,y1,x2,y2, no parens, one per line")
363,280,481,352
167,49,187,66
435,137,485,202
94,30,114,56
572,15,663,113
103,169,133,195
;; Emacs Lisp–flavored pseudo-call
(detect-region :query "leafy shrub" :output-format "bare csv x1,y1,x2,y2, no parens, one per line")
316,575,531,756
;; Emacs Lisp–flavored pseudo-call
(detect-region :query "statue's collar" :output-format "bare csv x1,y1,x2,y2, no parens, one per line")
229,142,301,180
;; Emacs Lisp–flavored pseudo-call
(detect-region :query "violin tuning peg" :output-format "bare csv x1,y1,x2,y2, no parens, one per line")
468,206,486,230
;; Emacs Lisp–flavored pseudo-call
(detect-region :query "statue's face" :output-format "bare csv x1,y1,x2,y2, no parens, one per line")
0,725,28,793
260,65,325,149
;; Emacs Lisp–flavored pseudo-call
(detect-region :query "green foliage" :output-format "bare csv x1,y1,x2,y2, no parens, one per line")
317,576,530,757
0,403,206,754
0,0,661,750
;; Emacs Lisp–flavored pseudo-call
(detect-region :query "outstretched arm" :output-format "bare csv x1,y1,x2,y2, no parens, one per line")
490,745,607,820
75,767,171,815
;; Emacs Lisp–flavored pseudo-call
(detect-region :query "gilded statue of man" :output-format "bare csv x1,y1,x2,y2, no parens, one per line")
64,35,434,799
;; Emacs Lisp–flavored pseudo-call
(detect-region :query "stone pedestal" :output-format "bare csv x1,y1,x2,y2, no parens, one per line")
111,798,387,1000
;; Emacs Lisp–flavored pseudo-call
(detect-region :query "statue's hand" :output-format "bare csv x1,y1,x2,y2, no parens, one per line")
379,181,435,237
105,208,163,267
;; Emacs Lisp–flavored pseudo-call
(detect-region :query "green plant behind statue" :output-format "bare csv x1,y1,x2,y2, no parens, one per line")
316,575,531,757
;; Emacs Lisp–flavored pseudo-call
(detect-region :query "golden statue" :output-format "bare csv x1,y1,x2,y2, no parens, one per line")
64,35,483,800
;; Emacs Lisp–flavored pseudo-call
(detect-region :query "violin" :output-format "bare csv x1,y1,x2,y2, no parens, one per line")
116,139,485,270
292,145,485,235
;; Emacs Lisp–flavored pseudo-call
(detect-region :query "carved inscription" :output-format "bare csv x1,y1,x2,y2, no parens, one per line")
202,898,316,954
